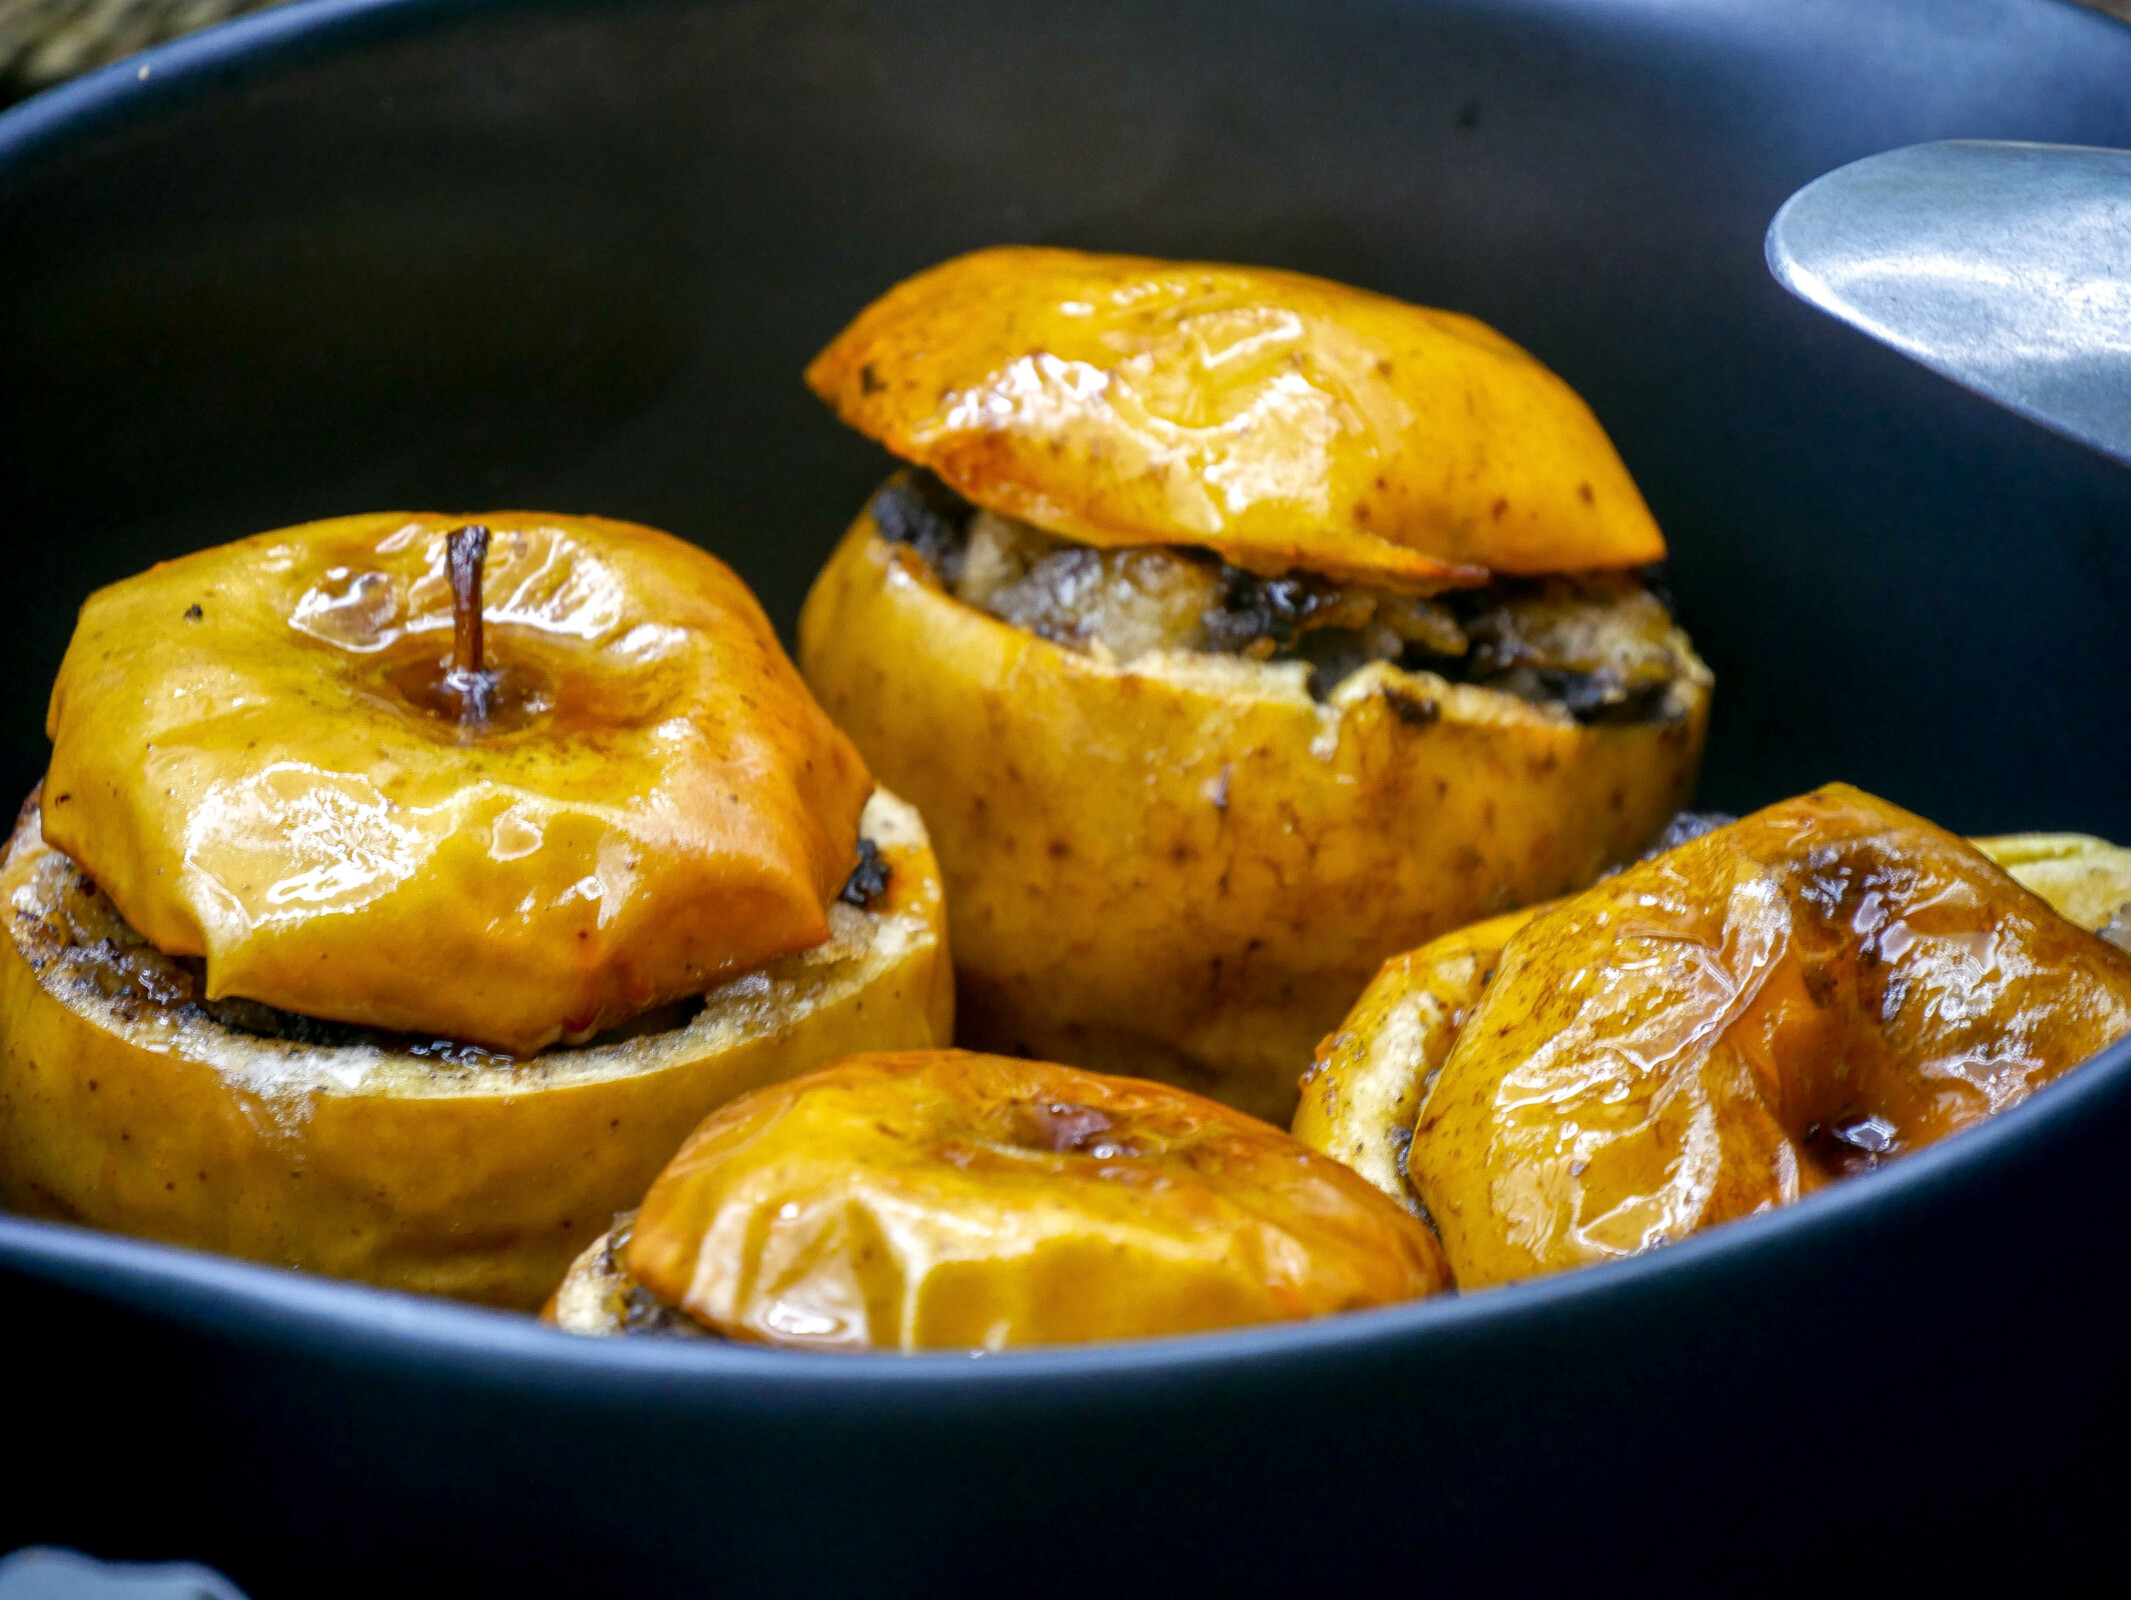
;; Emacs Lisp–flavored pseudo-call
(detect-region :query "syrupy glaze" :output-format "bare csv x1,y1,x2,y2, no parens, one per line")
346,625,688,744
376,635,556,739
288,520,695,742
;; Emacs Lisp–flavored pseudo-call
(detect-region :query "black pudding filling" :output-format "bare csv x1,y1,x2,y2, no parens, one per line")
1634,809,1738,862
868,470,1695,725
869,468,975,581
137,839,893,1059
600,1212,714,1339
187,990,710,1060
838,837,891,906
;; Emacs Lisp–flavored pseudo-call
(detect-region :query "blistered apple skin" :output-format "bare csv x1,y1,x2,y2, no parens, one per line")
622,1049,1449,1352
806,246,1664,587
799,514,1710,1123
1388,785,2131,1288
1297,825,2131,1213
0,789,951,1309
43,511,871,1057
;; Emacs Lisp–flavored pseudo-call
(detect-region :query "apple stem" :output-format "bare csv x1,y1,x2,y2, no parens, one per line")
445,523,496,728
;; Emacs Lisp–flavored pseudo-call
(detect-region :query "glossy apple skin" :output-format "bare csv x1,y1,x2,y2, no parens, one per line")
800,514,1708,1122
622,1048,1449,1351
1298,827,2131,1214
806,247,1665,587
0,788,951,1308
42,511,871,1056
1303,786,2131,1288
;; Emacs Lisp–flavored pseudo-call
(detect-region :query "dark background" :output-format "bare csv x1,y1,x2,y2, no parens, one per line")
2,1,2131,1594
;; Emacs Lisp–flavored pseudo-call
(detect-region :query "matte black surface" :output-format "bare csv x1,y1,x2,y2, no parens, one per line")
1,1,2128,1593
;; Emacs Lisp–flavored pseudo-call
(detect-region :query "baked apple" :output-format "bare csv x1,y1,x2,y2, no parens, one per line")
801,247,1711,1122
1294,786,2131,1287
1972,831,2131,948
0,513,952,1306
545,1048,1448,1350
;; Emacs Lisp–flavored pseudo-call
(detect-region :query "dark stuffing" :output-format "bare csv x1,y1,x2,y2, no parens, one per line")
871,470,1694,724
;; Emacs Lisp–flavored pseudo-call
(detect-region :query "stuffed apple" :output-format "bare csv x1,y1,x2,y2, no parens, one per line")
1293,787,2131,1286
801,248,1710,1121
0,512,952,1306
546,1048,1448,1350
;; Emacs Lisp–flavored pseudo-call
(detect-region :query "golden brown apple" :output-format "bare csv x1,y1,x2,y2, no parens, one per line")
1293,787,2131,1288
802,499,1706,1122
806,246,1665,585
801,249,1710,1120
5,509,954,1306
0,785,950,1307
582,1049,1449,1350
44,511,870,1056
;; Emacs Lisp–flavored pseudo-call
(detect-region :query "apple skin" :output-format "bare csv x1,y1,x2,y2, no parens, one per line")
1292,905,1540,1211
806,246,1666,587
619,1048,1449,1351
43,510,871,1056
1297,786,2131,1289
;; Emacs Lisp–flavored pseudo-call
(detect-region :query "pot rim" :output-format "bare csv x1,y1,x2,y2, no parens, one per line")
5,1022,2121,1389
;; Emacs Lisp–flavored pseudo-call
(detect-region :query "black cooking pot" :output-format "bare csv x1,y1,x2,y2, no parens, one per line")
2,0,2128,1592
